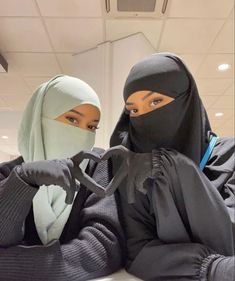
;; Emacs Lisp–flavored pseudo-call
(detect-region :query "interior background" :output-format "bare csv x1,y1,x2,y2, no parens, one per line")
0,0,234,161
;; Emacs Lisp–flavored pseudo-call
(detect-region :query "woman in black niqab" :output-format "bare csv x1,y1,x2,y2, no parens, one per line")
110,53,235,281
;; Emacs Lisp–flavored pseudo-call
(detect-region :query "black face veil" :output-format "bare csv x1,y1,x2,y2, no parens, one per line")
110,53,212,165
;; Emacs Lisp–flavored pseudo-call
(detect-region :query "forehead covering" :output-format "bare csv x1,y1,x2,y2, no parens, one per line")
110,53,212,164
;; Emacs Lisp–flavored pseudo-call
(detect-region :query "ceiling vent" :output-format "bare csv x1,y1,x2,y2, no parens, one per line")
104,0,169,18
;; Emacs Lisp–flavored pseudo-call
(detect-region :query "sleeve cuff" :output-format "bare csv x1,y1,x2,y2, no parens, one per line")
199,254,223,281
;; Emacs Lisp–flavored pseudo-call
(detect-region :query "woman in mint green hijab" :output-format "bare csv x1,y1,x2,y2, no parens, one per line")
0,75,124,281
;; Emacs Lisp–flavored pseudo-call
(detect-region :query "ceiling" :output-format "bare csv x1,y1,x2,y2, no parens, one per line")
0,0,234,155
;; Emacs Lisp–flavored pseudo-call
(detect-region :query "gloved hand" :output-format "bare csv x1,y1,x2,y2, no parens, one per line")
209,256,235,281
71,146,148,201
15,158,80,204
102,145,152,203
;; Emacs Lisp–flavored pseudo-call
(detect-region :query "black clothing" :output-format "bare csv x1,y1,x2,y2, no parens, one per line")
110,53,235,280
117,138,235,280
0,149,124,281
111,53,211,164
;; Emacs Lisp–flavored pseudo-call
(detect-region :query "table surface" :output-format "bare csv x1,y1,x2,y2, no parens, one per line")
90,269,142,281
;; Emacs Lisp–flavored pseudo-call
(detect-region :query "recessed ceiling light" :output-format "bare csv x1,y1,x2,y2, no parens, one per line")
1,135,9,139
215,112,223,117
217,63,230,71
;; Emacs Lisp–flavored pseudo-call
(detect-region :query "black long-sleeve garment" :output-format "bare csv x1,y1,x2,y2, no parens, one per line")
0,149,124,281
116,137,235,281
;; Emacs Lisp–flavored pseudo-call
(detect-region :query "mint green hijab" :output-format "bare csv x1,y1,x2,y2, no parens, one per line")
18,74,101,161
18,75,101,245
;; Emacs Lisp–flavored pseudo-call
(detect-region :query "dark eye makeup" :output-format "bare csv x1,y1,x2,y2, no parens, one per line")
150,98,163,106
87,124,99,131
65,116,79,124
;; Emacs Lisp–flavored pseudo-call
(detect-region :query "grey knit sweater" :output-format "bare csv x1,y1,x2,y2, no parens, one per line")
0,153,124,281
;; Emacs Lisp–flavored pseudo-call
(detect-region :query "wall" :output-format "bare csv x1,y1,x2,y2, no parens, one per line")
73,33,155,148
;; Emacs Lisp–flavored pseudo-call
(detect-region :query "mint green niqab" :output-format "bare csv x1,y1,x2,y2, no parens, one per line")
18,75,101,245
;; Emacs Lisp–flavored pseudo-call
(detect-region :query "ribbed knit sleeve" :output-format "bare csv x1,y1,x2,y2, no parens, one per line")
0,159,124,281
0,194,123,281
0,168,37,246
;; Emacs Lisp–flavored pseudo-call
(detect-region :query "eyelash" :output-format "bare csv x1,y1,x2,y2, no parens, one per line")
130,108,138,114
150,98,163,106
127,98,163,114
88,125,99,131
66,116,79,124
65,116,99,131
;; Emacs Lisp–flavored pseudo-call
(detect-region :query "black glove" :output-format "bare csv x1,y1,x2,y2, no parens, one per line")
102,145,152,203
15,159,78,204
71,147,132,199
209,256,235,281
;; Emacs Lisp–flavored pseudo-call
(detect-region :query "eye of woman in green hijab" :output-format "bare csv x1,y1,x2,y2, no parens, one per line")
125,90,175,117
55,104,100,132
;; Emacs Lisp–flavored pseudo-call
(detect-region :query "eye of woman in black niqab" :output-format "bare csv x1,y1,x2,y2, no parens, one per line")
125,90,175,117
110,53,212,165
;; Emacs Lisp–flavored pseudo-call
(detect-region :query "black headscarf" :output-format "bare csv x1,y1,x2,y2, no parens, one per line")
110,53,212,165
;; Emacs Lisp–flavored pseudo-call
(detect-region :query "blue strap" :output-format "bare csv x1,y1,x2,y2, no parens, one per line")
199,135,218,171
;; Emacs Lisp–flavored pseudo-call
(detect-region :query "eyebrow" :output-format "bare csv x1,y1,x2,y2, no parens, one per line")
142,91,154,100
126,91,155,106
69,109,99,122
70,109,84,116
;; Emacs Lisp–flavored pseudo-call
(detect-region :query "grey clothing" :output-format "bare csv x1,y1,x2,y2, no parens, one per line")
0,149,124,281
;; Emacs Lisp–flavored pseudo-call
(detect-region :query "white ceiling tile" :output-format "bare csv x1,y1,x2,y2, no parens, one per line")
179,54,205,75
216,131,234,137
210,118,231,130
222,119,235,131
106,19,163,49
5,53,61,76
214,118,234,137
1,94,30,111
0,97,6,107
56,53,75,75
0,55,21,75
0,74,30,95
207,108,234,121
230,8,234,18
0,18,52,52
224,83,234,95
45,19,103,52
168,0,234,18
36,0,102,17
197,54,234,78
210,20,234,53
24,76,53,91
159,19,224,53
0,0,38,16
211,95,234,109
196,78,233,95
0,106,13,111
200,95,218,108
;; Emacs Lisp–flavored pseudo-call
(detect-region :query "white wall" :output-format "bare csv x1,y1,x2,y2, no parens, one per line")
73,33,155,148
0,150,10,162
0,112,22,160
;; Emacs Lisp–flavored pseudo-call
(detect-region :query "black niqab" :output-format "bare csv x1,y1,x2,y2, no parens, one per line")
110,53,212,165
